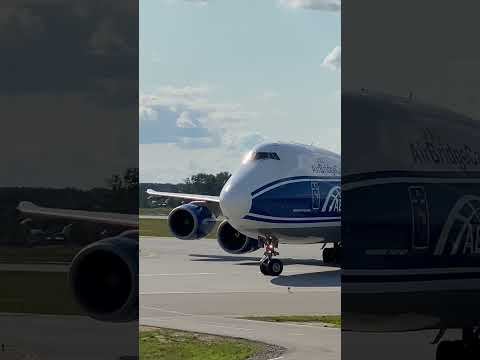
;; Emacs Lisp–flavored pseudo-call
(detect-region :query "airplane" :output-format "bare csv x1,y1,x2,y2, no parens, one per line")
146,141,341,276
341,91,480,359
17,201,139,323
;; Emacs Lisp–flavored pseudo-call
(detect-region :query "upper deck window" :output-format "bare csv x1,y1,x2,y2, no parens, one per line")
242,151,280,164
253,152,280,160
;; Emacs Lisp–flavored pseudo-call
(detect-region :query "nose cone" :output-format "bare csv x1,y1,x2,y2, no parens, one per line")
219,182,251,221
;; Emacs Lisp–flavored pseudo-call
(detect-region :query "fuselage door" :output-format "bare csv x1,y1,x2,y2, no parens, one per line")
409,186,430,250
311,182,321,210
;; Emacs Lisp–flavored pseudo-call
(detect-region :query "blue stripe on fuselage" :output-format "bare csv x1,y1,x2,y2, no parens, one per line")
247,177,341,221
243,215,340,224
251,175,340,196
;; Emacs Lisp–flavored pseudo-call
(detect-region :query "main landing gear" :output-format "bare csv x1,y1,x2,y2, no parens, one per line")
259,234,283,276
436,327,480,360
322,243,341,264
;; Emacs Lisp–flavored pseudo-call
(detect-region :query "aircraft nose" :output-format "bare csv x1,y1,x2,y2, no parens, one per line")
219,183,251,221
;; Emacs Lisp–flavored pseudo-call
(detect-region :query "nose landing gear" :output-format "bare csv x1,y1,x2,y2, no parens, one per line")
259,234,283,276
322,243,341,264
436,327,480,360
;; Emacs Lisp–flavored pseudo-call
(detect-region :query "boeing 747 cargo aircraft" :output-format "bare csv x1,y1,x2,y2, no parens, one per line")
147,142,341,276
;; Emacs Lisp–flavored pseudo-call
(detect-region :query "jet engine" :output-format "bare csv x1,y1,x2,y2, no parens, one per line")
217,220,260,254
168,203,216,240
69,230,138,322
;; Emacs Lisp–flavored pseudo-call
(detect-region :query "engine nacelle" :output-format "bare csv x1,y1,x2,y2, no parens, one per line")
168,203,216,240
217,220,260,254
69,231,138,322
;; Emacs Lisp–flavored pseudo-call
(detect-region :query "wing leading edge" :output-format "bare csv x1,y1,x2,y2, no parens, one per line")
146,189,220,203
17,201,138,228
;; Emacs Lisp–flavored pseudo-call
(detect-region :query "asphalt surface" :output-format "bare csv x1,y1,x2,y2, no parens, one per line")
140,236,341,360
0,314,137,360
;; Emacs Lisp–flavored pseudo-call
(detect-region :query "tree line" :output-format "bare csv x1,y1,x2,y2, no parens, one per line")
140,172,231,208
0,168,139,243
0,169,230,242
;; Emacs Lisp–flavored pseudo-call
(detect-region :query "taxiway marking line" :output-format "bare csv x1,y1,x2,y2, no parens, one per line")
140,317,254,332
201,323,254,332
238,319,340,331
140,288,339,295
140,272,216,277
141,305,193,316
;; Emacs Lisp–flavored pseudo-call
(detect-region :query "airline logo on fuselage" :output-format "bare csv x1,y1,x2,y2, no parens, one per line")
312,158,340,176
321,185,341,213
410,129,480,171
434,195,480,256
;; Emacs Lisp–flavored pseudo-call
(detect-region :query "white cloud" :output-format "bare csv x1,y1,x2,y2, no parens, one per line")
176,111,197,128
139,85,268,182
280,0,340,12
322,46,341,71
140,143,241,183
140,85,262,151
259,90,279,100
183,0,208,5
139,104,158,121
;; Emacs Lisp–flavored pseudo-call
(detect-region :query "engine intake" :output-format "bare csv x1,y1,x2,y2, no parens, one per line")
217,220,260,254
69,231,138,322
168,203,216,240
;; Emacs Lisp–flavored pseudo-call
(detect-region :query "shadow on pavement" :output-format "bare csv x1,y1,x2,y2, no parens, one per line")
189,253,326,267
270,270,340,287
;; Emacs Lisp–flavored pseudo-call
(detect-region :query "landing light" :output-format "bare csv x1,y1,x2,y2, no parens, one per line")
242,151,253,164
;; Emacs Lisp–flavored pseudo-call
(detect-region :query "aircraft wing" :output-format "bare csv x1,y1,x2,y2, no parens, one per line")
17,201,138,228
146,189,220,203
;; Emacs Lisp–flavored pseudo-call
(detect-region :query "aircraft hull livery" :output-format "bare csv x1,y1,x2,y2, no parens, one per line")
220,143,341,244
342,92,480,358
147,141,341,275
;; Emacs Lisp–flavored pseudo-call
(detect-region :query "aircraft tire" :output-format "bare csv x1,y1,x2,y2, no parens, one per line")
436,340,465,360
260,261,270,275
323,248,335,264
267,259,283,276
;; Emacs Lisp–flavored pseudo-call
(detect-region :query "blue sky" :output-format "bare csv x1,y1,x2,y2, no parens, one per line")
140,0,340,183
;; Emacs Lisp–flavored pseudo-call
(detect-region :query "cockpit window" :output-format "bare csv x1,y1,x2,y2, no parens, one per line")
253,152,280,160
242,151,280,164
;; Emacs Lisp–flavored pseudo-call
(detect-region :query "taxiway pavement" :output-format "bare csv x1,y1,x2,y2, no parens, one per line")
140,236,341,360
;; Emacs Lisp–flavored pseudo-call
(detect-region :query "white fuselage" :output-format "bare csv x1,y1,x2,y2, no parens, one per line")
219,142,341,244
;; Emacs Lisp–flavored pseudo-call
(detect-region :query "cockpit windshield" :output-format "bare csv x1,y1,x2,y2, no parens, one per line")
253,152,280,160
243,151,280,163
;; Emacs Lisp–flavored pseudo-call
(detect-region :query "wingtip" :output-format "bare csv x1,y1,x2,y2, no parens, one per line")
17,201,37,211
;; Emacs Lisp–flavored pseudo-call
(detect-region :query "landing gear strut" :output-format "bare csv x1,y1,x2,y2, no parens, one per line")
322,243,341,264
259,234,283,276
436,327,480,360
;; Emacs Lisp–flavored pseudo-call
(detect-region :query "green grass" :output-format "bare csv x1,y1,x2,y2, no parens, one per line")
241,315,341,328
140,327,260,360
140,207,173,216
0,271,81,315
0,245,80,264
140,218,172,237
140,219,219,239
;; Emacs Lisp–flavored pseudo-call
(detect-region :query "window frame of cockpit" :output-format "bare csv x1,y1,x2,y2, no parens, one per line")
252,152,280,161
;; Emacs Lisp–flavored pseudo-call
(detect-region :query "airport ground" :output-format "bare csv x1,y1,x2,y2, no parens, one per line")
140,236,341,360
0,218,457,359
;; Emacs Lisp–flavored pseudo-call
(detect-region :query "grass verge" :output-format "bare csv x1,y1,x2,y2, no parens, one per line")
0,245,79,264
140,219,219,238
140,327,261,360
240,315,341,328
140,208,173,216
0,271,81,315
